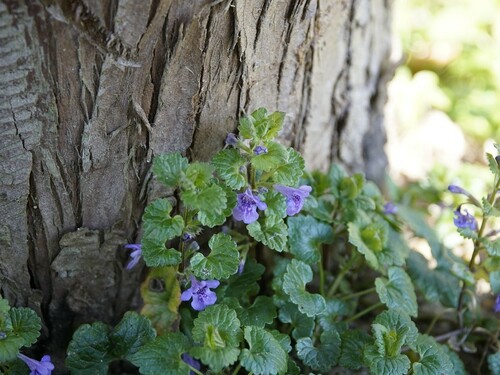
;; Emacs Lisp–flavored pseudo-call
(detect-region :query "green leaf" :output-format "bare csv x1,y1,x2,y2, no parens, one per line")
190,305,242,372
224,258,265,302
270,148,305,186
450,262,475,285
212,149,247,190
251,142,287,172
442,345,466,375
153,152,188,188
406,252,460,308
411,335,454,375
296,329,341,372
363,345,411,375
129,332,190,375
484,238,500,257
197,185,236,228
0,335,24,363
491,271,500,294
487,153,500,175
375,267,418,317
238,110,258,140
109,312,156,359
348,221,389,271
240,326,288,375
141,237,182,267
190,233,239,280
483,197,500,217
140,267,181,335
339,329,371,370
185,162,215,188
182,184,227,215
318,299,351,331
278,302,314,340
66,322,112,375
288,215,333,265
9,307,41,347
238,296,277,328
262,190,287,219
489,352,500,375
143,198,184,243
371,309,418,356
247,216,287,252
282,259,326,317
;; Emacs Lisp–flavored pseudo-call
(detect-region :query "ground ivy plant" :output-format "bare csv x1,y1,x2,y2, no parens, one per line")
2,109,500,374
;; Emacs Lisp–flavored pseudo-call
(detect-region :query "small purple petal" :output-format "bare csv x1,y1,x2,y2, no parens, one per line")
238,259,246,274
495,294,500,313
225,133,238,146
124,244,142,270
233,189,267,224
182,233,194,242
17,353,55,375
274,184,312,216
254,145,268,155
182,353,201,374
205,280,220,289
453,206,478,231
448,184,469,195
383,202,398,215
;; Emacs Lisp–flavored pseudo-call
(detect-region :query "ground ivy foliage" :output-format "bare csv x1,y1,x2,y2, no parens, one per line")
14,111,500,374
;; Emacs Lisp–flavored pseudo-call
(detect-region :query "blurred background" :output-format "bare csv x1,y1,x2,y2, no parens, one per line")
386,0,500,287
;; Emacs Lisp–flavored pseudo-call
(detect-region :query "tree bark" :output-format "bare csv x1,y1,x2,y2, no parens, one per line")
0,0,392,368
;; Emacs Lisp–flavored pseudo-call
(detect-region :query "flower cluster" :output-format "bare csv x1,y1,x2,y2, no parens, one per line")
124,244,143,269
232,184,312,224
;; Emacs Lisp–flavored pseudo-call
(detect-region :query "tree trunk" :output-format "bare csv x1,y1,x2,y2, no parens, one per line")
0,0,392,368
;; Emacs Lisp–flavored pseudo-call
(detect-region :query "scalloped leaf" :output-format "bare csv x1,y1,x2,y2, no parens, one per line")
371,309,418,357
247,216,287,252
278,302,314,340
296,329,341,373
375,267,418,317
182,184,227,215
238,296,277,328
190,305,242,372
141,237,182,267
363,345,410,375
109,312,156,359
240,326,288,375
66,322,112,375
0,335,24,363
262,190,287,219
288,215,333,265
143,198,184,243
411,335,454,375
153,152,188,188
211,149,247,190
282,259,326,317
128,332,190,375
251,141,288,172
190,233,239,280
140,267,181,335
224,258,265,302
488,352,500,375
185,162,215,188
269,148,305,186
9,307,41,347
487,153,500,176
339,329,371,370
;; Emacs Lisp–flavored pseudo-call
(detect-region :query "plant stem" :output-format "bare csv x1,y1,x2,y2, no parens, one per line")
231,364,241,375
456,176,500,326
327,252,360,298
340,287,376,301
189,365,204,375
345,302,383,324
319,254,325,296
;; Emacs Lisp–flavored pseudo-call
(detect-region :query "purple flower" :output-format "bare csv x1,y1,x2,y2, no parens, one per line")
238,259,246,274
181,276,220,311
383,202,398,215
182,233,194,242
17,353,54,375
253,145,268,155
453,206,478,231
182,353,201,374
124,244,142,270
495,294,500,313
274,184,312,216
225,133,238,146
233,189,267,224
448,184,469,196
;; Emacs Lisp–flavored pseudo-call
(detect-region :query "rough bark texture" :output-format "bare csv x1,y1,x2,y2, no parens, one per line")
0,0,392,369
